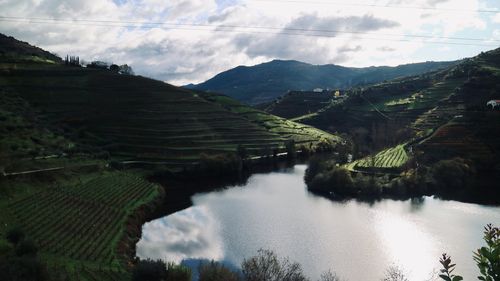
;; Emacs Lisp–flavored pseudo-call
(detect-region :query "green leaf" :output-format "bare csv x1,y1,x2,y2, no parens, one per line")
451,276,463,281
439,275,451,281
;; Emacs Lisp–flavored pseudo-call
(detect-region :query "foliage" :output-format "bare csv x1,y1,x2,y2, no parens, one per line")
381,265,409,281
318,270,345,281
308,166,354,196
473,224,500,281
199,260,241,281
241,249,309,281
166,262,192,281
438,254,463,281
132,259,167,281
199,153,242,176
432,158,475,191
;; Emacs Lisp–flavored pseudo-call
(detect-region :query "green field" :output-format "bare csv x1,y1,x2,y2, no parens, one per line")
346,144,410,171
0,171,161,281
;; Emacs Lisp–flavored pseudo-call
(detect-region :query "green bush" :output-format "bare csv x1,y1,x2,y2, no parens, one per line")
199,153,242,176
308,167,354,196
166,262,191,281
432,158,475,192
199,261,240,281
132,259,167,281
473,224,499,281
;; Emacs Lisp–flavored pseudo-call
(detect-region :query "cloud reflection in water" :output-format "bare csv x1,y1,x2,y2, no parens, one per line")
136,206,223,263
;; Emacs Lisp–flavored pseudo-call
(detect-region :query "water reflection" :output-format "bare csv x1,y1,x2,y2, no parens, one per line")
136,206,223,263
137,165,500,281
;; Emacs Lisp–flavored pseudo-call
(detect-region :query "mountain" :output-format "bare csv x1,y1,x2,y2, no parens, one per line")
186,59,458,104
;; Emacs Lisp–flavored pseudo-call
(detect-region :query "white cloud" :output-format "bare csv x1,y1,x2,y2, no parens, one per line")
0,0,497,85
494,14,500,23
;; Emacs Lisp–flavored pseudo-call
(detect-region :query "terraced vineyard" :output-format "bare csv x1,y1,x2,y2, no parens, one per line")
346,144,410,171
5,172,161,280
258,91,338,119
419,124,494,161
0,64,340,165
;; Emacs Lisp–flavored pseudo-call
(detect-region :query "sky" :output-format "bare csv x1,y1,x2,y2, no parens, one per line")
0,0,499,86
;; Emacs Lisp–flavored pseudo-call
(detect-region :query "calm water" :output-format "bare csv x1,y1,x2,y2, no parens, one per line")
137,165,500,281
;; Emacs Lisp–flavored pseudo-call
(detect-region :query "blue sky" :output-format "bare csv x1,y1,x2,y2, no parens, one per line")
0,0,498,85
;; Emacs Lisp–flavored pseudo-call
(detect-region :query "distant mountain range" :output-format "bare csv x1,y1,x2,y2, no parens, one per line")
186,59,458,104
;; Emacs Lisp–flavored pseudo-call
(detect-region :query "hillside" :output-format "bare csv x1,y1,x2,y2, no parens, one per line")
0,34,341,172
0,33,61,64
186,59,457,104
289,48,500,167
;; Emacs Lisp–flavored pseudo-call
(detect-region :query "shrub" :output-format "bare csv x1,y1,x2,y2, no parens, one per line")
132,259,167,281
199,261,240,281
166,262,191,281
241,249,309,281
438,254,462,281
308,167,354,196
432,158,474,192
199,153,242,176
381,265,409,281
319,270,345,281
473,224,499,281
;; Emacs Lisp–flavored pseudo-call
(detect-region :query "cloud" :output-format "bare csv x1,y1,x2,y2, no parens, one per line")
0,0,496,85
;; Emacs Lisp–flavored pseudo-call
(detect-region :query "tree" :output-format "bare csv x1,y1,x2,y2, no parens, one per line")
319,270,345,281
109,64,120,72
119,64,135,75
285,140,297,160
199,261,240,281
241,249,309,281
381,265,409,281
473,224,499,281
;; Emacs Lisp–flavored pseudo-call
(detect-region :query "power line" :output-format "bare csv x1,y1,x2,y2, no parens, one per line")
1,16,497,43
252,0,500,14
0,16,498,47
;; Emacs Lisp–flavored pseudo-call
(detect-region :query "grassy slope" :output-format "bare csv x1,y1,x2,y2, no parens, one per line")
345,144,409,172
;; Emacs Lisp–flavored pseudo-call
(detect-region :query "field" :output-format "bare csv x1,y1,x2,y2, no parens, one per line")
346,144,410,172
0,172,161,281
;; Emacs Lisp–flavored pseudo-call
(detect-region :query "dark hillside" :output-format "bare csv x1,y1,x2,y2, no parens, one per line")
0,61,338,169
0,33,62,63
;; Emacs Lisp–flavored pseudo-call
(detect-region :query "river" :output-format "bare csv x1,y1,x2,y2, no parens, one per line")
136,165,500,281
